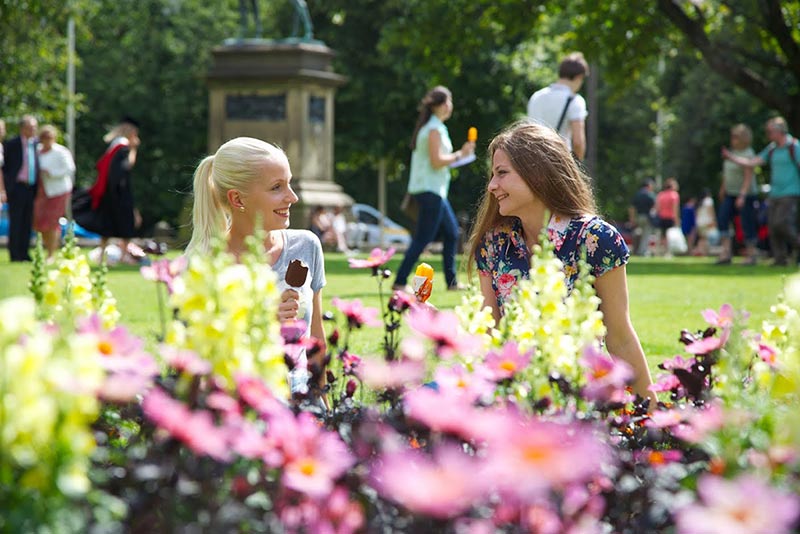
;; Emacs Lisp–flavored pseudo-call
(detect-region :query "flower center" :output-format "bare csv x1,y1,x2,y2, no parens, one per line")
500,360,517,372
298,458,317,476
97,340,114,355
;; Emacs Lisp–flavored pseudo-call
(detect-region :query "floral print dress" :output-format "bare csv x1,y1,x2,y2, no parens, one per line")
475,215,630,310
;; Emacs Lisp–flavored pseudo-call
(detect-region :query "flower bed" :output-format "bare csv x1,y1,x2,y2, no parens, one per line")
1,236,799,533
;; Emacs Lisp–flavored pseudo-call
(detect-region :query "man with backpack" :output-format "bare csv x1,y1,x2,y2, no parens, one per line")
527,52,589,161
723,116,800,266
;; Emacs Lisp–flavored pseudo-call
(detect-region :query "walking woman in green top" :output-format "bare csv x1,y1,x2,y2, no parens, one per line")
393,86,475,292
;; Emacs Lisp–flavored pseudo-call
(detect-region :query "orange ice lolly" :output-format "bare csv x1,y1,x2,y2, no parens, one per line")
412,263,434,303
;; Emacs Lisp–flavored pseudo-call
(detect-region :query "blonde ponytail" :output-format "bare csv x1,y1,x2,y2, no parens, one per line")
186,155,225,255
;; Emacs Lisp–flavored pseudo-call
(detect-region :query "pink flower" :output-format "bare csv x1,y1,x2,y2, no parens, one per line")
370,444,488,518
236,374,290,418
634,449,683,468
645,408,685,430
676,474,800,534
281,319,308,344
580,346,633,403
701,304,735,330
757,343,778,366
649,373,681,393
685,329,730,355
161,346,212,375
98,372,154,403
433,364,495,402
483,342,532,381
406,307,483,358
140,256,187,293
388,290,415,312
331,298,382,328
339,350,362,374
271,412,355,498
142,388,230,461
485,419,610,498
78,315,147,358
403,387,480,436
671,402,725,443
356,358,425,390
347,247,395,269
660,354,696,371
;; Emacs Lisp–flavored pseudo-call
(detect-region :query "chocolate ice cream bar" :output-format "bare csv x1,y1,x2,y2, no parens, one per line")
285,259,309,287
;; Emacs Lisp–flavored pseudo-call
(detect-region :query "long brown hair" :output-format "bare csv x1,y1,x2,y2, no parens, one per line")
466,121,597,277
410,86,451,150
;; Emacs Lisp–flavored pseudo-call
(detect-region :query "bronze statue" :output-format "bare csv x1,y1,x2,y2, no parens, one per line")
236,0,314,41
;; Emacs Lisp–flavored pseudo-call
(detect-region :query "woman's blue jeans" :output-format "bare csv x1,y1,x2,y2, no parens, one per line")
394,192,459,288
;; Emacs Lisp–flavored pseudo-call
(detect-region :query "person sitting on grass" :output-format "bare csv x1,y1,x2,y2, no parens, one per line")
467,121,656,404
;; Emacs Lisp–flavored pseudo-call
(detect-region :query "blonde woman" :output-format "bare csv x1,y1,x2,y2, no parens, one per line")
33,125,75,257
187,137,327,398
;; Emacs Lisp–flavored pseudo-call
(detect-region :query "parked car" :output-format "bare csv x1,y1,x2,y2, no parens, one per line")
346,203,412,251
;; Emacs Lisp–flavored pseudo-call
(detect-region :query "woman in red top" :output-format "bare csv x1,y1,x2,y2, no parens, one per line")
655,177,680,256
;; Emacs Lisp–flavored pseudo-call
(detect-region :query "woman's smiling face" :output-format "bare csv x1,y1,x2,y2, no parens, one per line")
243,154,299,231
488,149,537,218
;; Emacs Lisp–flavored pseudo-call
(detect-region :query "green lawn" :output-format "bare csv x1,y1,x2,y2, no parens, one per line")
0,250,794,371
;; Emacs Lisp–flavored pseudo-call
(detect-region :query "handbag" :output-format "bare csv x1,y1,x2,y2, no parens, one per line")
666,226,688,255
400,193,418,223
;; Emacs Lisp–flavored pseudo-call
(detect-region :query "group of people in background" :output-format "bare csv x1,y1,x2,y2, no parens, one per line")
309,205,350,254
627,116,799,267
1,115,75,261
1,115,142,263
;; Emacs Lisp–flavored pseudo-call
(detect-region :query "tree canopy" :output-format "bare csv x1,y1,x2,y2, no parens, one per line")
1,0,797,229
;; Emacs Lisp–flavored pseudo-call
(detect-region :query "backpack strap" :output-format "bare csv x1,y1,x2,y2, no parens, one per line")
555,95,575,132
767,138,800,169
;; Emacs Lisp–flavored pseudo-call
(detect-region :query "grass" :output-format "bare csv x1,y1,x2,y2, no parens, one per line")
0,250,794,371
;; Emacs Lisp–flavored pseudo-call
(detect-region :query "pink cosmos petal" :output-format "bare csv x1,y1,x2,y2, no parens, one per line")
140,256,187,293
649,373,682,393
406,307,483,358
483,341,532,381
433,364,496,403
645,409,685,429
370,444,488,519
701,303,735,330
757,343,778,366
347,247,395,269
357,358,425,390
660,354,696,371
161,346,212,375
331,298,382,328
485,418,610,498
580,346,633,403
235,374,291,418
671,402,725,443
676,474,800,534
276,413,355,498
99,372,154,403
685,335,724,355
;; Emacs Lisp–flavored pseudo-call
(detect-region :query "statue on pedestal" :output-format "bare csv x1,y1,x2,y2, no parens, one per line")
237,0,314,42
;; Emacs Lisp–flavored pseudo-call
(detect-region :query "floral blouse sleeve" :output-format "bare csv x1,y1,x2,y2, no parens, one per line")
580,217,630,278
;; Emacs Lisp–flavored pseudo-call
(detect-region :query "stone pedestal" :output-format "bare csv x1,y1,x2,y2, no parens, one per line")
207,42,352,226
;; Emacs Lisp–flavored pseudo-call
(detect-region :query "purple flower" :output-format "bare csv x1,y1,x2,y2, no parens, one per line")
580,346,633,403
369,444,488,519
483,342,532,381
685,329,730,355
676,474,800,534
339,350,362,374
347,247,395,269
406,307,483,358
281,319,308,344
332,298,382,328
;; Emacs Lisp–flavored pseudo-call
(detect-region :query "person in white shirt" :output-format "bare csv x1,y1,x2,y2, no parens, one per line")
527,52,589,161
33,124,75,257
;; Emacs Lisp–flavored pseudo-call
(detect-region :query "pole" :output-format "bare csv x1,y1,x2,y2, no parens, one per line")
66,15,76,220
378,158,386,247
